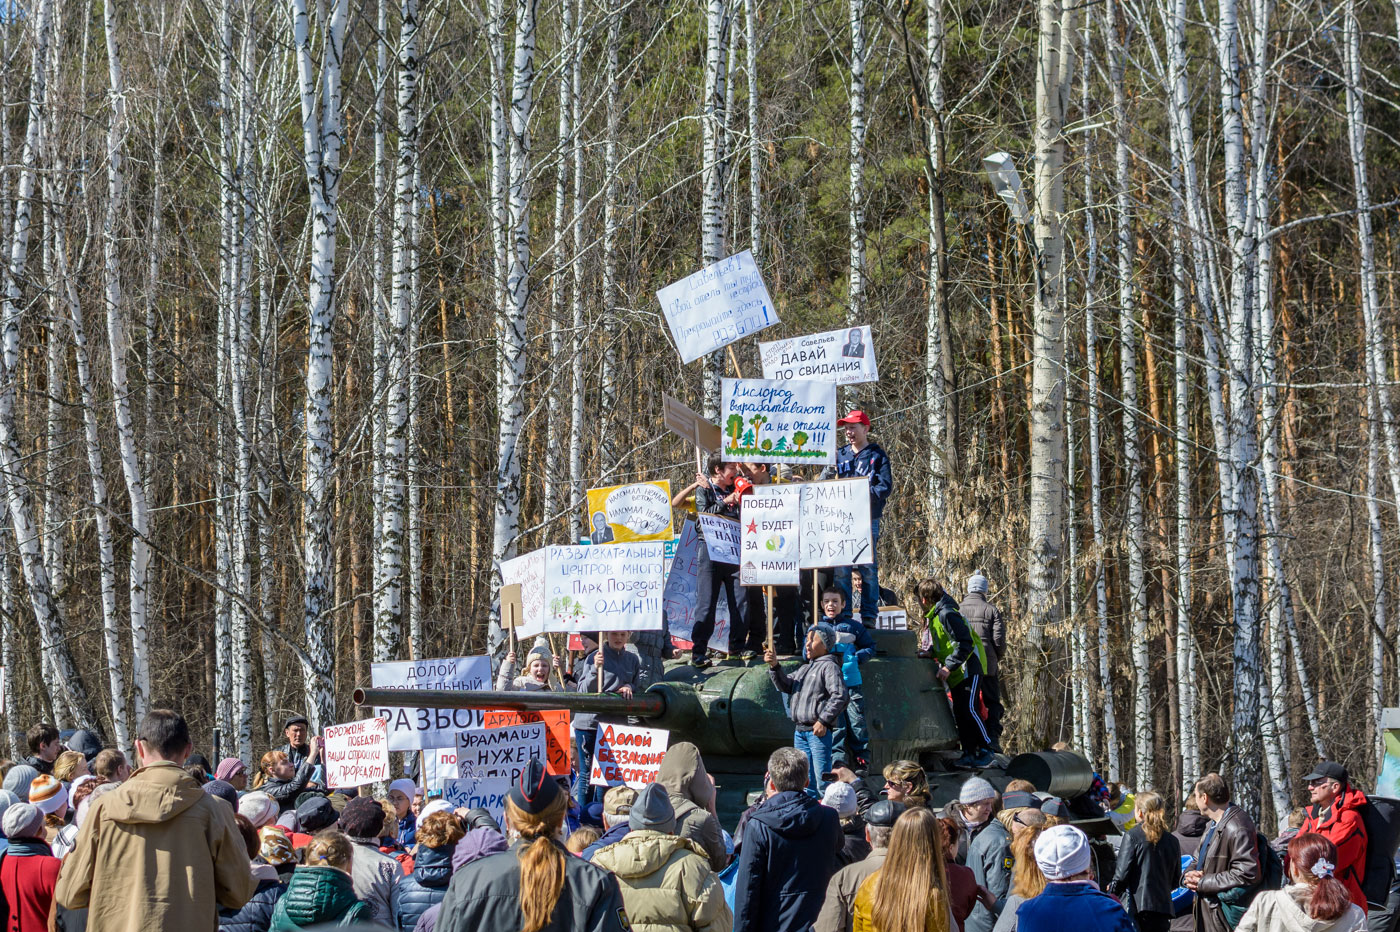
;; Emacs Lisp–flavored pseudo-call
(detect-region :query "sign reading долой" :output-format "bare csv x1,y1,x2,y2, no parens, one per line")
323,717,389,789
657,250,778,364
585,481,674,544
760,325,879,386
589,723,670,788
455,722,548,781
662,519,731,652
740,484,801,585
505,543,667,638
720,378,837,466
370,656,492,751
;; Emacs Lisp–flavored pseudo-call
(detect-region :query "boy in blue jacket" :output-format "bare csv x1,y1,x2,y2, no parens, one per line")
818,588,875,770
1017,825,1136,932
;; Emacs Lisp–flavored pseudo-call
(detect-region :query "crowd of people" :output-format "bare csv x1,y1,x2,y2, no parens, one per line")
0,698,1386,932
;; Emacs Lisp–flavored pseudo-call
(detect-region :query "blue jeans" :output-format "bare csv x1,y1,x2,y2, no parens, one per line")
793,727,833,794
834,517,880,624
831,686,868,760
573,728,596,809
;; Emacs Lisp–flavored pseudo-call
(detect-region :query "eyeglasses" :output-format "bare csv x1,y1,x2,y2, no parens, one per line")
1307,778,1330,788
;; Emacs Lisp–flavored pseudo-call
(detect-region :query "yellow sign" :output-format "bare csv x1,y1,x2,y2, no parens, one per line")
584,481,674,544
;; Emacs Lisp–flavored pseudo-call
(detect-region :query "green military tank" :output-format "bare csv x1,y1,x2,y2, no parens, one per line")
356,628,961,820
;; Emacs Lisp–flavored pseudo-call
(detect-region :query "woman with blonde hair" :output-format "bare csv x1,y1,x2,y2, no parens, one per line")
854,807,956,932
269,831,370,929
993,823,1047,932
1107,790,1180,932
434,759,631,932
881,760,931,810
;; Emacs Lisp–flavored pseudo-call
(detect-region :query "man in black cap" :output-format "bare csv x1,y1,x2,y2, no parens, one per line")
814,799,905,932
1299,760,1369,910
276,715,314,772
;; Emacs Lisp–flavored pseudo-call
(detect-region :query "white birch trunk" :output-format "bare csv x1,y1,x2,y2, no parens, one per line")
701,0,732,418
371,0,390,646
925,0,954,538
598,7,620,476
293,0,349,731
1066,376,1089,755
544,0,574,538
568,0,585,545
846,0,866,329
745,0,760,258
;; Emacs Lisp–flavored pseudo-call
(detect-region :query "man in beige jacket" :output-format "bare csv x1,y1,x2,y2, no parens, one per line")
813,799,904,932
55,709,255,931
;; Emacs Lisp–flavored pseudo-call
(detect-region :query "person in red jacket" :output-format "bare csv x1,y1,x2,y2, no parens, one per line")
0,803,62,931
1299,761,1368,909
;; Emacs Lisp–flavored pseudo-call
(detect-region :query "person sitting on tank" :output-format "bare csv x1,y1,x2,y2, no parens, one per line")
916,578,995,770
572,631,649,810
764,624,849,794
495,637,563,691
819,587,876,771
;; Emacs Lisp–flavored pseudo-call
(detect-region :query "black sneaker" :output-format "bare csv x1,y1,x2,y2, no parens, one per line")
741,650,758,661
690,657,712,670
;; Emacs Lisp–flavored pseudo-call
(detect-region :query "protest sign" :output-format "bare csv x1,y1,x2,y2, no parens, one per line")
501,548,548,633
478,709,572,776
456,722,548,781
590,723,671,788
442,774,512,824
740,484,801,585
540,543,666,634
370,656,492,751
720,378,837,466
663,519,730,651
323,717,389,789
585,481,674,544
875,608,909,631
760,325,878,386
697,513,741,564
663,395,723,452
798,478,873,568
422,747,458,792
657,250,778,364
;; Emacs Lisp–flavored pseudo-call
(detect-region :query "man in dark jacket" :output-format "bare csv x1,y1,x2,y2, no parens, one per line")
23,723,61,776
832,411,892,629
917,579,993,769
960,573,1006,752
1182,773,1261,932
734,747,844,932
275,716,314,774
689,454,759,665
573,632,649,810
765,624,849,793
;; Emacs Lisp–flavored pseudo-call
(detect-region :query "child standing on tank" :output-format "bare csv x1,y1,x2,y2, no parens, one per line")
819,587,875,770
916,578,994,769
764,623,849,793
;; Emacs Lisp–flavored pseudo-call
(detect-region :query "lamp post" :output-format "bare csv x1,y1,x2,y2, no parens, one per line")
983,151,1045,292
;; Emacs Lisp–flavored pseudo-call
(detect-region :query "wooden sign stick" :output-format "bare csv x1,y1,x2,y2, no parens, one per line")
766,585,775,653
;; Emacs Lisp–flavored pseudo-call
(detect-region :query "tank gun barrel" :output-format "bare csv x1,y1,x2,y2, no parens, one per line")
352,686,667,719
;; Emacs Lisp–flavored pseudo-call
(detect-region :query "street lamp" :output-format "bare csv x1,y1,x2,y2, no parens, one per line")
982,152,1031,225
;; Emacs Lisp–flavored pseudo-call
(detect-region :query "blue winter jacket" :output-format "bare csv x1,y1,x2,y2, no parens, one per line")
1015,881,1137,932
733,790,843,932
390,842,455,931
835,442,893,519
396,813,417,849
581,821,631,862
219,876,286,932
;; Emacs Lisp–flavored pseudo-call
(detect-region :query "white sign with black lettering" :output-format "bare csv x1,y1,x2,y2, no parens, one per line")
442,774,513,825
455,722,548,781
798,478,873,569
370,656,492,751
739,484,802,585
657,250,779,364
696,514,742,565
760,325,878,385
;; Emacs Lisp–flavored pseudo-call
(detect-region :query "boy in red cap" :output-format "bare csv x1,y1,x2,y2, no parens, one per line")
832,410,892,629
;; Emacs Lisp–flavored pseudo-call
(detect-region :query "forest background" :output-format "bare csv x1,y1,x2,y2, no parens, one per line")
0,0,1397,832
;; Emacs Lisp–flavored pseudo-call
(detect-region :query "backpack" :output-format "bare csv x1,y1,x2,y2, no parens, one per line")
1216,832,1283,930
1359,795,1400,907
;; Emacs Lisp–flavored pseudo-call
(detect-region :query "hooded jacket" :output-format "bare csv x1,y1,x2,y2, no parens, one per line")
1300,785,1368,909
219,875,286,932
655,743,728,872
268,867,369,930
1235,885,1367,932
1174,809,1209,858
432,838,631,932
733,790,843,932
410,827,508,932
590,830,732,932
1,836,62,932
66,731,104,764
964,817,1011,932
53,760,256,932
769,654,849,729
1013,881,1136,932
348,836,400,921
390,842,455,932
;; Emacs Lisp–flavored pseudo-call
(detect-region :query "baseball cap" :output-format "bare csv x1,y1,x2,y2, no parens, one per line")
837,410,871,427
1303,761,1349,784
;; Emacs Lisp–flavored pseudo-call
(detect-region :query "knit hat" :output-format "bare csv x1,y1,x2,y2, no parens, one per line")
297,795,338,833
508,758,561,815
0,789,20,824
202,779,239,810
810,622,837,652
967,573,989,595
4,765,38,801
339,795,387,838
628,783,676,834
215,758,247,783
821,782,858,818
603,785,637,817
420,799,453,821
29,775,67,815
238,791,279,828
1034,824,1092,880
388,778,417,800
525,638,553,664
258,826,296,866
2,802,43,840
959,776,997,805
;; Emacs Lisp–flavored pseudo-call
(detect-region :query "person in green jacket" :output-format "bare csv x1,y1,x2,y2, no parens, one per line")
916,578,993,769
270,831,371,930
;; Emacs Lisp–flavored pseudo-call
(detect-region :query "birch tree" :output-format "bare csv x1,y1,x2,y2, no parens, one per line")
293,0,349,730
701,0,732,418
924,0,956,541
847,0,866,330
